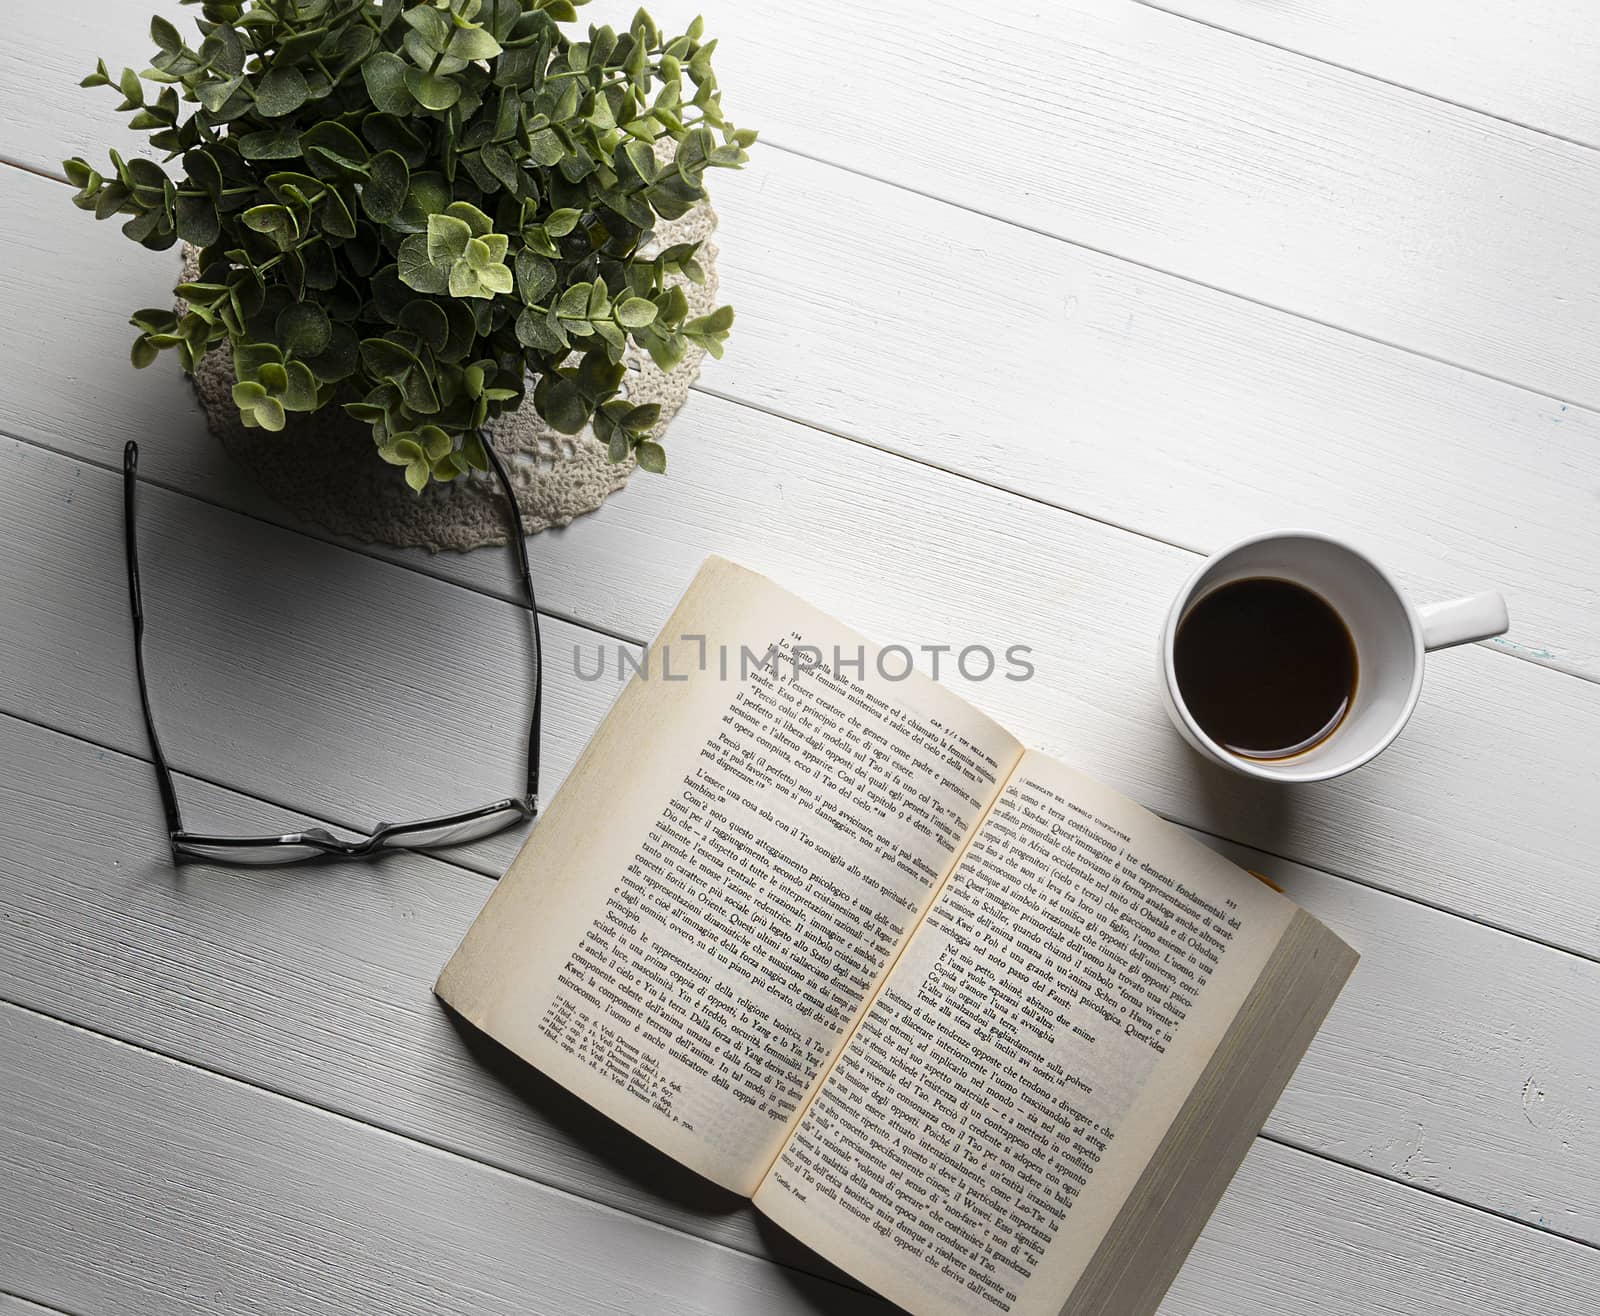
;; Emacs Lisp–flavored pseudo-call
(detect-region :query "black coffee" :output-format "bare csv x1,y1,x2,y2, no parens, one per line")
1173,577,1356,760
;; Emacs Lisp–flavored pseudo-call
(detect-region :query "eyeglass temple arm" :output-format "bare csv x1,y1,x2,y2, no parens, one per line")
479,434,542,809
123,441,186,836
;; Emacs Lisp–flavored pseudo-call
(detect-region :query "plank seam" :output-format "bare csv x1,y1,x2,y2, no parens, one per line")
7,370,1586,691
1255,1129,1599,1254
13,694,1599,978
13,148,1596,418
0,1290,83,1316
0,997,872,1298
5,164,1595,686
1171,816,1600,971
6,990,1596,1285
1131,1,1600,154
687,385,1592,687
0,703,501,883
739,139,1599,416
0,426,639,645
6,705,1600,1254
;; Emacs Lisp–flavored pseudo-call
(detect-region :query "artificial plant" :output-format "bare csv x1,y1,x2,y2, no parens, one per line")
66,0,752,486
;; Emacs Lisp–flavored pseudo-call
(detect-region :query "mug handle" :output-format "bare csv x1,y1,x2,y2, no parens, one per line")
1417,592,1509,651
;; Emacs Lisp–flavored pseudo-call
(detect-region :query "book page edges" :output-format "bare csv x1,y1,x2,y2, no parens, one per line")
1055,907,1358,1316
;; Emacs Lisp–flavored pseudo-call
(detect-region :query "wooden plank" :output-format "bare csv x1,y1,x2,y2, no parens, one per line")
0,1297,68,1316
6,1004,1599,1316
5,389,1600,966
643,0,1600,408
0,716,793,1270
0,434,625,880
1139,0,1600,148
8,125,1600,682
10,0,1599,404
700,152,1600,681
4,699,1598,1245
0,1005,893,1316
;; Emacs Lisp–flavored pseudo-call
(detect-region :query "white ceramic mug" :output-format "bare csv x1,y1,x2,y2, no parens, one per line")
1159,531,1508,782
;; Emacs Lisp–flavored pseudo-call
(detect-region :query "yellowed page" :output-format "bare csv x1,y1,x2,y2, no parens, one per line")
436,557,1022,1195
754,752,1295,1316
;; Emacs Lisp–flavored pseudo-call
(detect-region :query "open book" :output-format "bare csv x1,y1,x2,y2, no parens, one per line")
437,557,1358,1316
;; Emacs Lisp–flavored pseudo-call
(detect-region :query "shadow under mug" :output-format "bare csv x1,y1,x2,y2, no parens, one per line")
1159,531,1509,783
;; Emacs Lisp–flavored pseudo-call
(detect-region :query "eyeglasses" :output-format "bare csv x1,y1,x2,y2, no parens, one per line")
123,436,541,864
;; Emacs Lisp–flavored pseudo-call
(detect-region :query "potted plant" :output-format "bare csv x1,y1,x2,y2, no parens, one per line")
65,0,751,488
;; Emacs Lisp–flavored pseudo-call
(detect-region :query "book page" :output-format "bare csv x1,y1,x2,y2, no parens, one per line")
755,751,1295,1316
436,558,1022,1195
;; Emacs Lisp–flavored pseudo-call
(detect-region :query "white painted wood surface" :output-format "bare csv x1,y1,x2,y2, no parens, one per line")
9,159,1599,683
3,712,1595,1254
643,0,1600,408
1139,0,1600,147
3,1,1598,1314
9,1005,1600,1316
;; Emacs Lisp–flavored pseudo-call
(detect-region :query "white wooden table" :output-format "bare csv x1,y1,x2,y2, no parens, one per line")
3,2,1598,1312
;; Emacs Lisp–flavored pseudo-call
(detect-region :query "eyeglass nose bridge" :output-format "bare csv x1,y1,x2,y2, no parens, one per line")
301,825,384,857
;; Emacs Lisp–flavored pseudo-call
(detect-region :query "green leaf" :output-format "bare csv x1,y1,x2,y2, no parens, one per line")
444,200,494,236
475,262,513,295
131,335,160,369
362,150,409,222
150,15,182,54
417,424,452,461
400,4,454,51
279,360,320,411
515,251,555,304
448,259,484,298
542,379,589,434
543,207,581,237
238,128,303,160
241,203,296,249
427,212,473,264
480,142,520,193
403,67,461,111
318,186,357,239
404,460,430,492
685,306,735,338
396,171,449,232
304,323,360,382
360,336,422,382
556,282,591,318
255,66,310,118
196,73,245,114
615,296,657,328
515,306,564,351
118,66,144,106
526,127,567,167
397,233,449,293
635,440,666,473
447,26,502,60
175,193,220,246
384,438,426,465
399,299,450,353
624,403,661,430
300,121,370,173
361,51,413,114
276,302,331,356
254,395,287,431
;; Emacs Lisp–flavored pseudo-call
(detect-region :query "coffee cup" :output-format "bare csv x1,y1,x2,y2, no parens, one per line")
1159,531,1508,782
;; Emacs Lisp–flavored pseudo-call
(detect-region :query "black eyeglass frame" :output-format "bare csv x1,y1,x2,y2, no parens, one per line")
123,436,542,863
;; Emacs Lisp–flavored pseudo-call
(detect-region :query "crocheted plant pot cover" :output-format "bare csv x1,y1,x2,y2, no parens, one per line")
181,192,717,551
